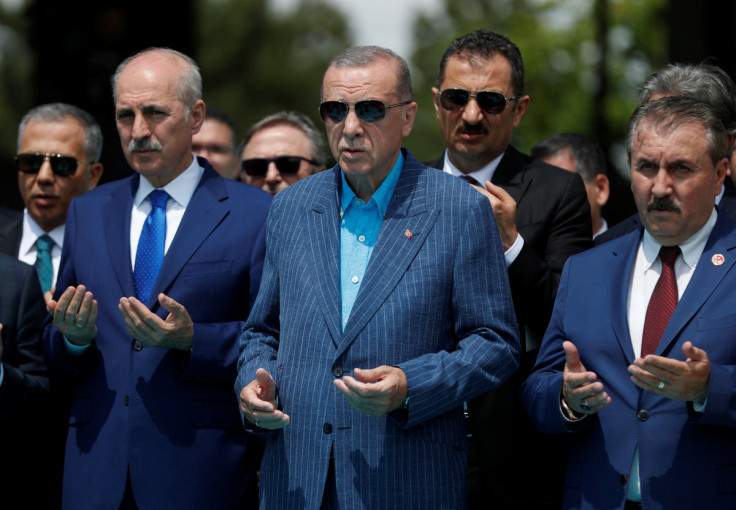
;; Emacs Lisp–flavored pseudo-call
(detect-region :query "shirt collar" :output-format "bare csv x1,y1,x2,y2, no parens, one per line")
20,209,64,256
340,150,404,215
442,149,504,185
134,153,203,208
641,207,718,271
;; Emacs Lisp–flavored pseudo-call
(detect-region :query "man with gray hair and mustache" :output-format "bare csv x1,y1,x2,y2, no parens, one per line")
42,47,271,509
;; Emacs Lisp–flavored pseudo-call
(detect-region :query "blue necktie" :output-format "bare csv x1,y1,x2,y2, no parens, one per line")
34,234,54,294
135,189,169,304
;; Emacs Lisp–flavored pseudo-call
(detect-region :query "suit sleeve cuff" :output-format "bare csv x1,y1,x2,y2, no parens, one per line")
504,234,524,267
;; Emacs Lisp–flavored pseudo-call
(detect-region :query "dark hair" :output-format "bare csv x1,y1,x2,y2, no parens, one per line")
205,105,239,154
322,46,413,103
531,132,607,182
18,103,103,162
626,96,727,164
436,29,524,96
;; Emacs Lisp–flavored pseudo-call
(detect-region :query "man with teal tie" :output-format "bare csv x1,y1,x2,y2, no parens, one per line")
0,103,104,300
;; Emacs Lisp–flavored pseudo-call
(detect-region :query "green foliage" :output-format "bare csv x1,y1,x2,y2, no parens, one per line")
194,0,351,156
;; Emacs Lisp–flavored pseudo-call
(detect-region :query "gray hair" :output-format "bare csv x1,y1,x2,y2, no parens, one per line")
321,46,413,103
242,111,327,167
626,96,727,165
530,132,607,182
111,47,202,118
639,62,736,135
18,103,103,162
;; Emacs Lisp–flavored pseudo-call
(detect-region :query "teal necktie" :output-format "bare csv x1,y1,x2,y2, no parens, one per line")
134,189,169,304
34,234,54,294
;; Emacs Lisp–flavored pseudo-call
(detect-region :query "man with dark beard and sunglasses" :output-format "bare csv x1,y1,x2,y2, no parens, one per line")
42,48,271,509
425,29,593,509
522,96,736,510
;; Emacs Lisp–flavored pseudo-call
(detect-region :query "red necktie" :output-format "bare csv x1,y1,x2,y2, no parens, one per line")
641,246,680,356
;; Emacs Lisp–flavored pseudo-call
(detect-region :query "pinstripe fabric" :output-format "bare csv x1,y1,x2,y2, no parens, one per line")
237,149,520,510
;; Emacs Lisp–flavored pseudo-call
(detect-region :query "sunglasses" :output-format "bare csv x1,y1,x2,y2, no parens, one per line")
319,100,412,124
437,89,517,115
242,156,318,177
15,152,91,177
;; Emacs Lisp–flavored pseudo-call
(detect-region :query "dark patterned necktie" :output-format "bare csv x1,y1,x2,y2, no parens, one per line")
134,189,169,304
34,234,54,294
459,174,482,187
641,246,680,356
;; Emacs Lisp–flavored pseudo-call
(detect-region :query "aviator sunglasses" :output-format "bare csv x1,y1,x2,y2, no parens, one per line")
15,152,92,177
437,88,517,115
242,156,318,177
319,100,412,124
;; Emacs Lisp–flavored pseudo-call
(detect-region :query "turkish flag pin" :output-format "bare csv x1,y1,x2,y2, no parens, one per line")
404,229,412,239
712,253,725,266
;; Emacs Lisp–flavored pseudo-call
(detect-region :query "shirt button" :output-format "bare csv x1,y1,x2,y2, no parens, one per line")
351,276,359,284
124,396,130,406
637,409,650,422
323,422,333,434
358,235,366,243
133,340,143,351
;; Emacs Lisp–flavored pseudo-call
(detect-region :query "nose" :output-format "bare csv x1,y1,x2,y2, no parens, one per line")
461,97,484,124
342,107,364,138
36,157,56,183
132,113,152,140
651,167,672,196
264,162,282,183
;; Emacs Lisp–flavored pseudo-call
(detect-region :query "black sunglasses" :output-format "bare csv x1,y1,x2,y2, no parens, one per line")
15,152,91,177
438,89,517,115
319,100,412,124
242,156,318,177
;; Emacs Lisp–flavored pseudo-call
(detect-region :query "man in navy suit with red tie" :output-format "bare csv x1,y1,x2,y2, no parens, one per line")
523,97,736,509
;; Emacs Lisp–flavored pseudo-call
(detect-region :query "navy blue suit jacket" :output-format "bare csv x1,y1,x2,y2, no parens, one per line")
237,150,520,509
43,159,271,509
522,212,736,509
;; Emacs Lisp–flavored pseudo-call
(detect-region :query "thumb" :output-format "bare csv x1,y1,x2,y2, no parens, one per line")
682,341,708,362
563,341,585,373
353,367,381,383
256,368,276,401
485,181,511,201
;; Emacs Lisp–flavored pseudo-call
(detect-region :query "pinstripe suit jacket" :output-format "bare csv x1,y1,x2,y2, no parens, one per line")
237,149,520,510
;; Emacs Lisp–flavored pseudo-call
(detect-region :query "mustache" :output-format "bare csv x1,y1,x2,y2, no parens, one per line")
458,122,488,135
129,138,162,152
647,195,680,213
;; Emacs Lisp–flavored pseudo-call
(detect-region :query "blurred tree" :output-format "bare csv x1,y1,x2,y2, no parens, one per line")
194,0,350,164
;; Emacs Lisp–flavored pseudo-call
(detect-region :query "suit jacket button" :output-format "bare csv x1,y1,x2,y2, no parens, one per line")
620,474,628,486
133,340,143,351
332,367,344,378
637,409,650,421
323,422,333,434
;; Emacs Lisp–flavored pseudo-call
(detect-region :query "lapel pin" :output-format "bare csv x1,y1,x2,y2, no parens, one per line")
712,253,725,266
404,229,412,240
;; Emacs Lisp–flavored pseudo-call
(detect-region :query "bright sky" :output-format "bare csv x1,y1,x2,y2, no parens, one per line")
271,0,444,58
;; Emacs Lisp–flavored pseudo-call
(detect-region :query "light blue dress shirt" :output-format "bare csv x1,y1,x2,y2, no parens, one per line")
340,152,403,330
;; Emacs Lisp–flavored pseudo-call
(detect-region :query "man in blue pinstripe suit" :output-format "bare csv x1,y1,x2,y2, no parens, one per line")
236,46,520,510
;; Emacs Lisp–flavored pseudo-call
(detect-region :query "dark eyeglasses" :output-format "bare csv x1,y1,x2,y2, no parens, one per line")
319,100,412,124
437,89,517,115
15,152,92,177
242,156,318,177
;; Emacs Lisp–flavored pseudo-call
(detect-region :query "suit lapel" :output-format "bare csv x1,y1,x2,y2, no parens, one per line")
491,146,532,204
103,176,137,298
609,230,642,362
0,216,22,257
657,214,736,356
338,160,438,356
306,169,343,345
149,166,228,310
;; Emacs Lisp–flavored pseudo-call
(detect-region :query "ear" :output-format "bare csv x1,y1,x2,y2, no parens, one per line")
190,100,206,134
594,174,610,207
400,101,418,137
88,162,104,190
714,156,729,193
431,87,441,118
512,95,529,128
